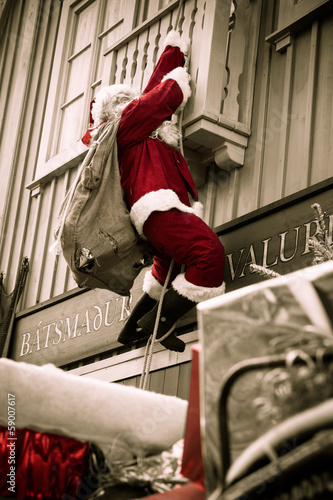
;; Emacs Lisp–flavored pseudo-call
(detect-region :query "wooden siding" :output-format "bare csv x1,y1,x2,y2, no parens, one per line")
1,0,332,302
211,0,333,227
118,362,192,400
0,0,63,295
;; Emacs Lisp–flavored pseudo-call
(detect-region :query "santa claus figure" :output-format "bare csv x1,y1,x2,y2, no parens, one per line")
88,30,225,352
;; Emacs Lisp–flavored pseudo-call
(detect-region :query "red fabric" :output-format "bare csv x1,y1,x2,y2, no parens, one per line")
89,97,96,126
81,128,92,146
0,426,90,499
143,44,185,94
143,209,225,288
81,119,107,146
81,97,96,144
181,345,205,486
117,44,197,211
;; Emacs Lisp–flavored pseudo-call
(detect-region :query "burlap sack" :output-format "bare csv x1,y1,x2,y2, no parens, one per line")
53,120,152,296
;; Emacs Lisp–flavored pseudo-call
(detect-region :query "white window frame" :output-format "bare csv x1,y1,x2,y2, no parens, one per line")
28,0,135,194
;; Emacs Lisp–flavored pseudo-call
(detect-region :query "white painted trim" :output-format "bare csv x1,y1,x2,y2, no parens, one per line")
69,330,199,382
26,140,87,191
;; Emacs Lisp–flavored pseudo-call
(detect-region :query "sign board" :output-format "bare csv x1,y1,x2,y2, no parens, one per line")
10,184,333,366
10,274,145,367
219,186,333,292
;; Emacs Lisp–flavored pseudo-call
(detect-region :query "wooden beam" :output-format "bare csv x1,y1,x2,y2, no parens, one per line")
0,0,11,42
266,0,333,50
69,331,199,382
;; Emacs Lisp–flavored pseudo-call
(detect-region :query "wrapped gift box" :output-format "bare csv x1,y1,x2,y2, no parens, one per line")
197,261,333,496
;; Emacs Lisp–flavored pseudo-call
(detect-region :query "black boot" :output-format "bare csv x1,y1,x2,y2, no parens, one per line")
117,293,157,345
137,288,196,352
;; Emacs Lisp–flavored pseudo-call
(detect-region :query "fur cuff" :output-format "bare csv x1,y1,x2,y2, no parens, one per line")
172,273,226,303
142,270,163,300
163,29,189,55
162,67,191,113
192,201,204,219
151,121,181,148
130,189,202,237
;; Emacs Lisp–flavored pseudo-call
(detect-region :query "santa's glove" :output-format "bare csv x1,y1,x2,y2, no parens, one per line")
163,29,190,57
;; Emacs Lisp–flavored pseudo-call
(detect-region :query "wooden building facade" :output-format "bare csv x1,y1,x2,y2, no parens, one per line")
1,0,332,397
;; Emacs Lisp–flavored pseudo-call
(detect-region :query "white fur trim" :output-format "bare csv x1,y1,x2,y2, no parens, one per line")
142,269,163,300
92,84,138,124
172,273,226,303
130,189,203,236
151,121,181,148
163,29,189,55
162,67,191,113
192,201,204,219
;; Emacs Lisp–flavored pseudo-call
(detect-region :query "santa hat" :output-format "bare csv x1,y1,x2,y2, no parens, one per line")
91,84,137,124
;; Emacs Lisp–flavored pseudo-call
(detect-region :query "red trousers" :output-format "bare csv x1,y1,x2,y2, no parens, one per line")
143,209,225,292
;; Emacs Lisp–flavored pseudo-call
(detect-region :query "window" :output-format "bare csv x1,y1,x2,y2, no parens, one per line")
133,0,173,27
34,0,127,181
33,0,176,184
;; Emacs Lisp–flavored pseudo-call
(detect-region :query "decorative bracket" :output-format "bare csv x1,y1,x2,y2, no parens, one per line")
213,139,246,172
184,115,249,173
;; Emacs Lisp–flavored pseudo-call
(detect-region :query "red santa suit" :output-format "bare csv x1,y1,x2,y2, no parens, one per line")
91,30,225,303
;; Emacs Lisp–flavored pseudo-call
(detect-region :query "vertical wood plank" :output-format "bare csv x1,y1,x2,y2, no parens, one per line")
204,164,218,227
177,362,192,401
234,0,274,217
0,0,42,259
310,14,333,185
122,0,136,34
140,20,160,92
23,183,53,307
0,2,24,137
284,27,312,196
303,20,319,185
179,0,196,39
0,0,60,296
277,43,294,198
212,168,240,227
222,0,250,121
49,170,70,298
186,0,231,121
163,364,180,396
237,0,263,127
258,44,288,207
20,194,42,310
122,376,139,387
35,178,57,303
227,167,240,222
149,369,165,394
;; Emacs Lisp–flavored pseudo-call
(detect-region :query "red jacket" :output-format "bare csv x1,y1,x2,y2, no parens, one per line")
116,34,202,237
